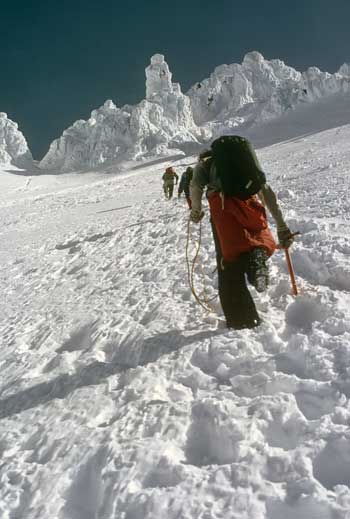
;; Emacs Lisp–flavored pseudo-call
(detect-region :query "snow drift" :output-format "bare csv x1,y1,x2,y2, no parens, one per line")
0,112,33,168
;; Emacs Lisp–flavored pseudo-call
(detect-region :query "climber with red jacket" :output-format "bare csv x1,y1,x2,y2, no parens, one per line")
190,136,294,330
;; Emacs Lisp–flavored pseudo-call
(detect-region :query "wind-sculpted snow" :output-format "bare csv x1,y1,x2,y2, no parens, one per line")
1,118,350,518
188,51,302,127
0,112,33,167
40,54,203,172
187,51,350,132
40,51,350,172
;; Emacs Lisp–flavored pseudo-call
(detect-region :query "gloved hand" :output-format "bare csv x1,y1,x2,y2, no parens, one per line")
277,227,295,249
190,209,204,223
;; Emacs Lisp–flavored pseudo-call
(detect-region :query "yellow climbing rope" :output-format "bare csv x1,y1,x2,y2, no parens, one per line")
185,216,217,314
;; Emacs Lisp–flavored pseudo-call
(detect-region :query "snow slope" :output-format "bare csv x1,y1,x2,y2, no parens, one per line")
38,52,350,172
1,102,350,517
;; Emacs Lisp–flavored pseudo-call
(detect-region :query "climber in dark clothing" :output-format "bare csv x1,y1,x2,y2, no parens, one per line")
178,167,193,209
162,167,179,199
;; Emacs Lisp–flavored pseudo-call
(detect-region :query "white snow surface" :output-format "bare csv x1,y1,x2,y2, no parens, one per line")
0,112,33,168
1,97,350,518
38,52,350,172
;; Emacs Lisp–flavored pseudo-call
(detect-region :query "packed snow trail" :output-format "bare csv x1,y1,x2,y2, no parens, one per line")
1,125,350,518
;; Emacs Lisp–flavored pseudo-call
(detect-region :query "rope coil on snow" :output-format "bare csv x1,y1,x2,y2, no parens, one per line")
185,217,217,314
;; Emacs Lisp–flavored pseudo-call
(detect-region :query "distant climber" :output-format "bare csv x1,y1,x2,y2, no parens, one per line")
190,136,295,330
162,167,179,199
178,167,193,209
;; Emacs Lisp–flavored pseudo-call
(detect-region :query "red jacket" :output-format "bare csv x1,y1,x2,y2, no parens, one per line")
209,192,276,262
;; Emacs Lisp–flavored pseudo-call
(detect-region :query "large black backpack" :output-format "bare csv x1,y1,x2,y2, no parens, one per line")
210,135,266,199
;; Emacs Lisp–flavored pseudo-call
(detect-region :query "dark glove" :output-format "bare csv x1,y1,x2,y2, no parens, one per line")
190,209,204,223
277,228,295,249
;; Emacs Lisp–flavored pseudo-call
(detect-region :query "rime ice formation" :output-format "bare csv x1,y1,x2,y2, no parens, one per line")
40,52,350,172
338,63,350,77
40,54,203,171
184,50,350,132
40,101,134,171
0,112,33,167
145,53,173,99
187,51,350,131
187,51,304,128
302,64,350,100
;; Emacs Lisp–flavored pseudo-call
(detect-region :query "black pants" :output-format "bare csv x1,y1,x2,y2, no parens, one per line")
211,220,260,329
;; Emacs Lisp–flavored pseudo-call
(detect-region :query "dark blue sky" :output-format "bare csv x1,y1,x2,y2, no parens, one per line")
1,0,349,159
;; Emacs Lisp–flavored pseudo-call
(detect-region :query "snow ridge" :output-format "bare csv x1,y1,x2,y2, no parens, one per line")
2,52,350,171
39,52,350,172
187,51,350,132
0,112,33,168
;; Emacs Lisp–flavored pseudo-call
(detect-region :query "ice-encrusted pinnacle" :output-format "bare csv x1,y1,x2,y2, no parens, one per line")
242,51,265,66
146,54,173,99
39,55,202,171
0,113,33,167
338,63,350,77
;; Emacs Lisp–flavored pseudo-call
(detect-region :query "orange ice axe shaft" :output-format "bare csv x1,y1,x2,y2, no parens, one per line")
285,247,298,296
283,232,300,296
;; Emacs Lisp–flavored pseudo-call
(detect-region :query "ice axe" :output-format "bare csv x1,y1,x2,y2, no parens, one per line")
278,232,301,296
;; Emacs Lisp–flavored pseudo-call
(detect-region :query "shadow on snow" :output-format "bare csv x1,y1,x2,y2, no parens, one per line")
0,328,224,420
